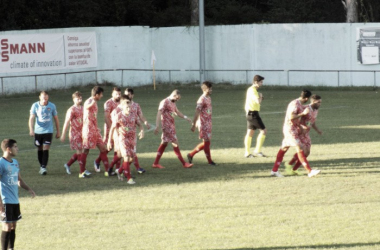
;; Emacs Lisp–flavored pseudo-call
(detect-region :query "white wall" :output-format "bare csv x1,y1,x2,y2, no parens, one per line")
1,23,380,94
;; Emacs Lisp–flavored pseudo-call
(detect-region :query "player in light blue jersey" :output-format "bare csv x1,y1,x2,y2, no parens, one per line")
0,139,35,250
29,91,60,175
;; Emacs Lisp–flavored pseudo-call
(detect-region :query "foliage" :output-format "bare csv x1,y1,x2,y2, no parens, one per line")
2,0,380,31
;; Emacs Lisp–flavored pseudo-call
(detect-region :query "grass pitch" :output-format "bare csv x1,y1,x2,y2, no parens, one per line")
0,83,379,250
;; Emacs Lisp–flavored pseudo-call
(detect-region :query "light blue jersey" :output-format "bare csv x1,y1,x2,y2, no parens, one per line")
30,101,58,134
0,157,20,204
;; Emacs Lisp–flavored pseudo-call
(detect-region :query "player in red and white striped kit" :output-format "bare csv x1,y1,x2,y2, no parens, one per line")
271,90,321,178
107,97,144,184
285,94,323,176
188,81,216,165
60,91,88,176
94,87,121,175
81,86,110,178
152,90,193,169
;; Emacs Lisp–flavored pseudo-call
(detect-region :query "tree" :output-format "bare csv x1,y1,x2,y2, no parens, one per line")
342,0,358,22
190,0,199,25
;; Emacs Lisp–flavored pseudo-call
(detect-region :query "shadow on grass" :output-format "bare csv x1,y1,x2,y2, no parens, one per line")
212,241,380,249
18,152,380,198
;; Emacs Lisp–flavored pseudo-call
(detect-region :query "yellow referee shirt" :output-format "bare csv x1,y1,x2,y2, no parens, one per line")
245,86,260,112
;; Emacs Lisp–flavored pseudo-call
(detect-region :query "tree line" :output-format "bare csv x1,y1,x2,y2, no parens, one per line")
1,0,379,31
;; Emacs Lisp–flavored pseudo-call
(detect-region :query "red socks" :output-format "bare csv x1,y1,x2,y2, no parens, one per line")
122,161,131,179
95,153,102,165
154,144,167,164
297,151,311,172
110,153,121,169
272,149,286,172
133,155,140,169
173,146,186,165
189,142,205,157
67,153,78,166
189,141,212,163
100,152,109,171
204,141,212,163
289,153,298,165
293,161,302,171
79,153,87,173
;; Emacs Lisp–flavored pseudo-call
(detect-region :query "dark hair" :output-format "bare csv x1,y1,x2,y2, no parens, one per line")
1,139,17,152
202,81,212,90
310,94,321,101
120,94,131,101
300,90,312,99
125,88,134,95
91,86,104,97
113,87,121,92
39,90,49,96
253,75,264,83
171,89,180,96
72,91,82,99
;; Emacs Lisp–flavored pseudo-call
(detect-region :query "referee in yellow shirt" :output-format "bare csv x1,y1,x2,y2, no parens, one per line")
244,75,267,158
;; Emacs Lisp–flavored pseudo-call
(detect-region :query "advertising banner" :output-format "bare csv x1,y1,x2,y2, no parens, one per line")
357,27,380,65
0,32,97,73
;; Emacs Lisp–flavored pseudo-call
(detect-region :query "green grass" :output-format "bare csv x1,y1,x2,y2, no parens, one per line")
0,84,379,250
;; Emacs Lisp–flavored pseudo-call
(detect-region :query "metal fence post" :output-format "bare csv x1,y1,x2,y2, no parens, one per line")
122,70,124,87
35,75,38,92
374,71,376,87
287,70,289,86
337,71,340,87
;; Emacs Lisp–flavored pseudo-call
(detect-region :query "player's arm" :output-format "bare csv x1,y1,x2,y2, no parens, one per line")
60,109,71,142
104,109,112,140
138,110,150,130
175,107,192,123
18,173,36,198
28,114,35,136
54,115,60,138
107,119,117,151
251,89,262,105
136,119,144,140
290,108,309,120
191,108,201,132
104,111,111,129
0,177,3,213
312,122,323,135
84,99,96,110
154,109,162,135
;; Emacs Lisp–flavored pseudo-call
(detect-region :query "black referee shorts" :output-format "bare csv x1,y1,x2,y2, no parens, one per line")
246,111,266,130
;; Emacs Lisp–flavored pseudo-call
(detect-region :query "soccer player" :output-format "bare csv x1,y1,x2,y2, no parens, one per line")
124,88,151,174
271,90,321,178
60,91,89,176
107,97,125,174
94,87,121,173
28,91,60,175
188,81,216,165
152,90,193,169
107,97,144,184
244,75,267,158
81,86,111,178
0,139,35,250
285,94,323,175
